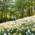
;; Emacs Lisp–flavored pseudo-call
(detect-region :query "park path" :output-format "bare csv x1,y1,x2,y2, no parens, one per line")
0,15,35,30
2,15,35,25
1,15,35,24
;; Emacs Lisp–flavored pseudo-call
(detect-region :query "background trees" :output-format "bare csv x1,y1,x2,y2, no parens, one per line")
0,0,35,22
15,0,34,16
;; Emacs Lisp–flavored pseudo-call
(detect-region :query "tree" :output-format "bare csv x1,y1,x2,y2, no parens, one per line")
15,0,33,17
0,0,16,21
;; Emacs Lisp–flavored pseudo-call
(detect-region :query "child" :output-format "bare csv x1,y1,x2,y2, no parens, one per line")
13,16,16,24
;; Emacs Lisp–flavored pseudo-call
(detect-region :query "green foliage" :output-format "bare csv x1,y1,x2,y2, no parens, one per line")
0,22,34,35
0,0,35,22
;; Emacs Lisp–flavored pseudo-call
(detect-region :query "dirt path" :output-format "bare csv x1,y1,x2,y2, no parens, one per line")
0,15,35,31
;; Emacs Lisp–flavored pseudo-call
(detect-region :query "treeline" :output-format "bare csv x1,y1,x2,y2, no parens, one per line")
0,0,35,22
